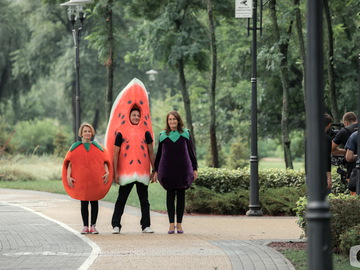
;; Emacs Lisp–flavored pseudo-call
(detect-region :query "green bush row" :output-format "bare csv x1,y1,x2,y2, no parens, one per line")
186,185,306,216
295,194,360,254
196,167,306,193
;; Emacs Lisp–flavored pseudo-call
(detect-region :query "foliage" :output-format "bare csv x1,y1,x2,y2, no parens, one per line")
186,186,249,215
0,154,62,181
186,185,305,216
195,167,306,195
295,194,360,252
196,167,250,193
226,139,249,169
260,187,306,216
1,0,359,171
339,224,360,256
53,132,73,157
10,119,64,155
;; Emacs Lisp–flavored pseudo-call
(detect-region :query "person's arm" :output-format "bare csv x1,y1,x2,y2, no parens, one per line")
187,133,198,181
147,143,155,170
346,149,357,163
151,140,162,183
331,141,345,156
326,171,332,190
113,145,120,184
102,163,109,184
148,143,157,183
113,133,123,184
67,162,75,188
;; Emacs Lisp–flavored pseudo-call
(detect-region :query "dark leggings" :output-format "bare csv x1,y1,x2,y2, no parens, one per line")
81,201,98,227
166,189,185,224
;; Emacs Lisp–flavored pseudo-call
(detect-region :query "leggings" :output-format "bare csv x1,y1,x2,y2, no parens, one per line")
166,189,185,224
81,201,98,227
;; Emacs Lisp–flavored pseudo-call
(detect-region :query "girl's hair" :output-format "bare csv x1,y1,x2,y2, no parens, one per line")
165,111,185,134
78,122,95,137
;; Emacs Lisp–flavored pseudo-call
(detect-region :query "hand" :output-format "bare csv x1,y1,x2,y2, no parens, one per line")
67,177,75,188
327,178,332,190
151,172,158,183
193,170,198,181
113,173,119,185
102,172,109,184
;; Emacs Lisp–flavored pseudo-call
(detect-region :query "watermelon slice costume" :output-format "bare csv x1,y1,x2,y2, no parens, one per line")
104,78,154,186
62,141,113,201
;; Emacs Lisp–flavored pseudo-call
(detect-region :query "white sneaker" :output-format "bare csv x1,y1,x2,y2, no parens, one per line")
112,226,120,234
142,227,154,233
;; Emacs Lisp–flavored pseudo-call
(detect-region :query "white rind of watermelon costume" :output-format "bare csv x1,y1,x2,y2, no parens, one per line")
104,78,154,186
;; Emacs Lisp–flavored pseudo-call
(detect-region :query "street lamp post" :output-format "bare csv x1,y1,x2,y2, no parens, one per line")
356,53,360,195
60,0,93,141
246,0,263,216
305,1,333,269
145,69,158,110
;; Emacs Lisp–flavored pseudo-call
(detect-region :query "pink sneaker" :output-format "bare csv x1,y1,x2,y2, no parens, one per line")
81,226,89,234
90,225,99,234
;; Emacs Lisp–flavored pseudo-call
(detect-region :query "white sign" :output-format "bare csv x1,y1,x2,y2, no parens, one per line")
235,0,253,18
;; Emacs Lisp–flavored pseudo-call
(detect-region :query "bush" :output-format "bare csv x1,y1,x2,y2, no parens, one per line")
186,185,306,216
339,224,360,256
259,168,305,189
295,194,360,252
10,119,70,155
186,186,249,215
196,167,249,193
196,167,306,194
261,186,306,216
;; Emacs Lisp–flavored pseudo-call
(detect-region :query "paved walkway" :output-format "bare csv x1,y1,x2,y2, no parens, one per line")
0,189,304,270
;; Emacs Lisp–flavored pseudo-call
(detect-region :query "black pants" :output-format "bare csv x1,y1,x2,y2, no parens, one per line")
81,201,98,227
166,189,185,224
111,182,150,230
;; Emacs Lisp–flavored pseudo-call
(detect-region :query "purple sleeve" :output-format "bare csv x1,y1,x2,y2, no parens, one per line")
154,141,162,171
187,135,198,170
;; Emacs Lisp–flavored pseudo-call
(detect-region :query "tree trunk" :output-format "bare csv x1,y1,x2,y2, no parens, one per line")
323,0,339,122
105,0,114,119
294,0,307,112
177,58,196,150
269,0,294,169
207,0,219,168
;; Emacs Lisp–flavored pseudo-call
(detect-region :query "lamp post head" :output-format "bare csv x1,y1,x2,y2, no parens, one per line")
145,69,158,82
60,0,93,21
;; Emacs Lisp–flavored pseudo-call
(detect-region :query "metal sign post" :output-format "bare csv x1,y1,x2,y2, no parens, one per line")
236,0,263,216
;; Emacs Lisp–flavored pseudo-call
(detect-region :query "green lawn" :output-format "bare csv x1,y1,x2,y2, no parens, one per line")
280,249,358,270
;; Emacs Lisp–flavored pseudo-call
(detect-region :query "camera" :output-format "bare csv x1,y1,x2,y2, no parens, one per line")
328,122,344,139
331,155,348,184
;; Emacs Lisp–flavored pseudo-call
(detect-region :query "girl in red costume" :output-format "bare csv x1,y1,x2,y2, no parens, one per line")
64,122,111,234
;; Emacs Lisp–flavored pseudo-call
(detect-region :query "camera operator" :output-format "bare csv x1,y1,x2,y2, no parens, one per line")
324,113,333,194
331,112,358,180
345,131,358,193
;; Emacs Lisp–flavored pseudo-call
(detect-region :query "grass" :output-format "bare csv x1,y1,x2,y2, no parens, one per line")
259,158,304,170
280,249,358,270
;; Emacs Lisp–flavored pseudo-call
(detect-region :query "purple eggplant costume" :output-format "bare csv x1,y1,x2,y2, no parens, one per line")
154,129,197,190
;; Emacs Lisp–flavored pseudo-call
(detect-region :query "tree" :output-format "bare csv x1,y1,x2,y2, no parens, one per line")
207,0,219,167
125,0,210,148
268,0,294,169
323,0,339,122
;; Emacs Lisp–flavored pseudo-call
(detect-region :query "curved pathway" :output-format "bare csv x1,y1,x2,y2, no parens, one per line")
0,189,302,270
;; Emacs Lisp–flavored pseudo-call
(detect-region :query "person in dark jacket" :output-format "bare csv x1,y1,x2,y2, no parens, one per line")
152,111,198,234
